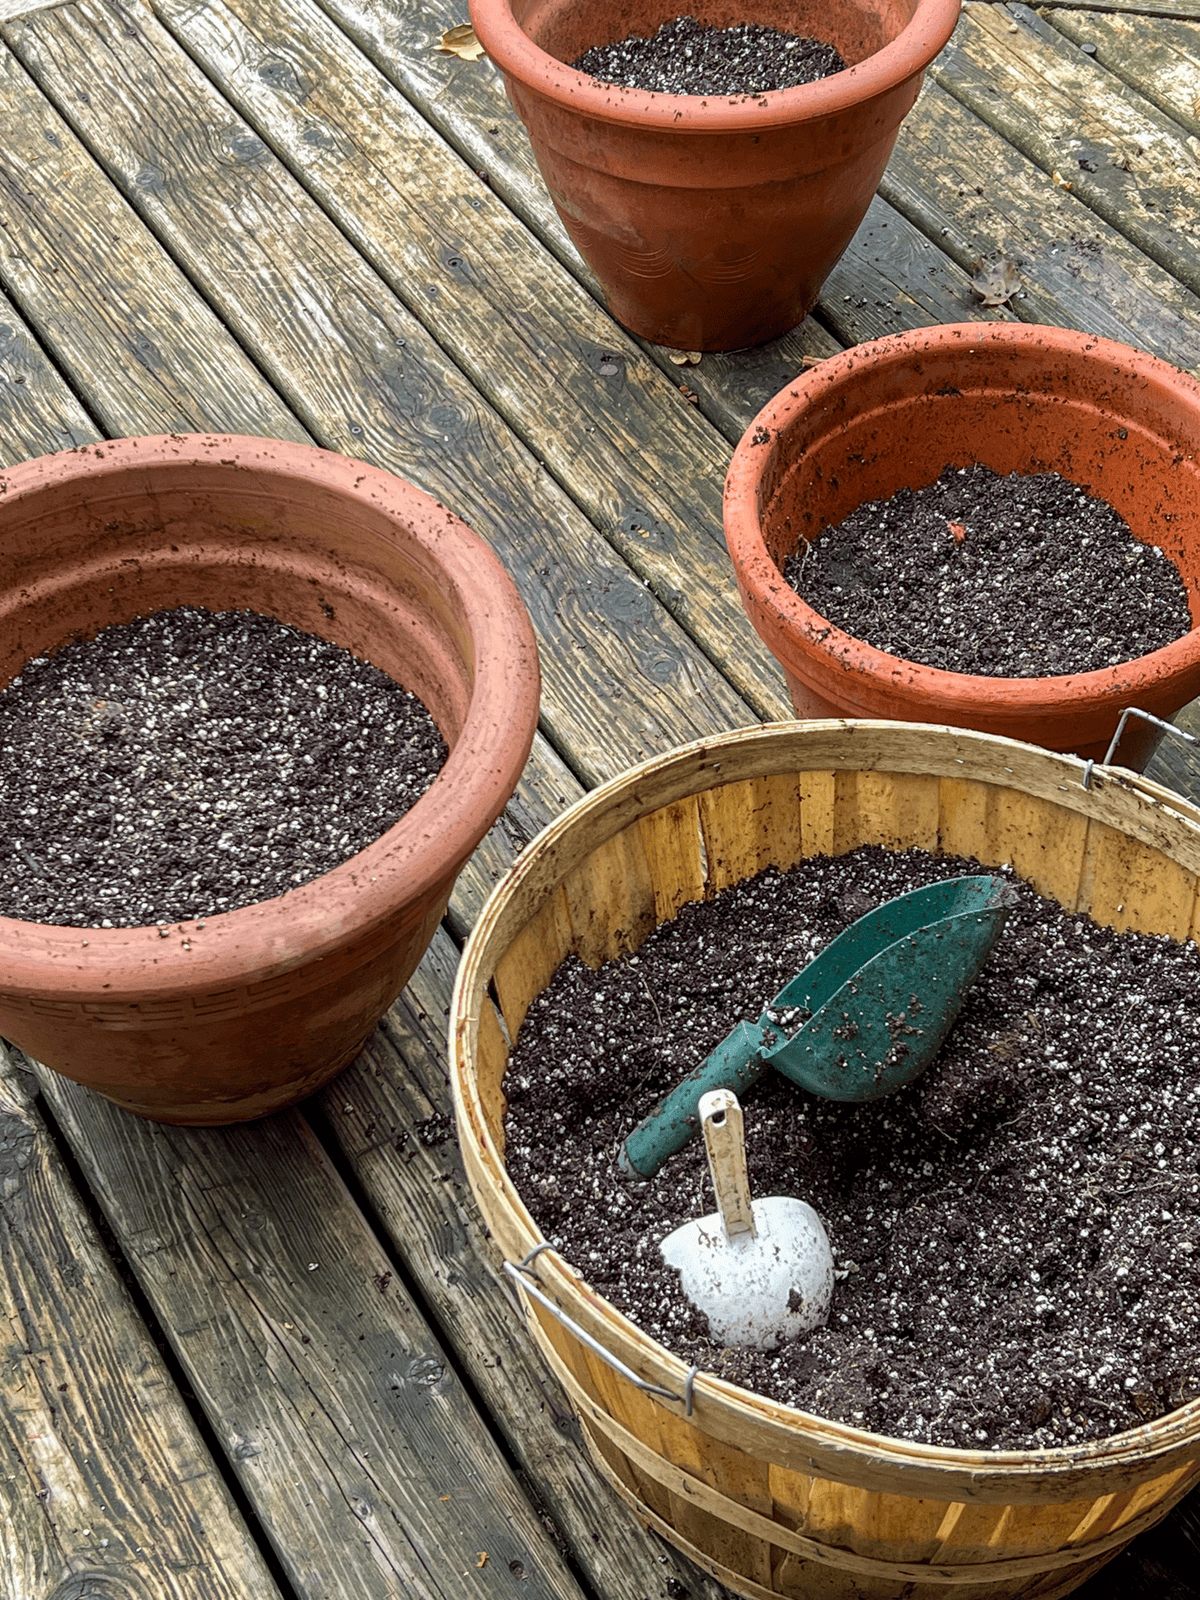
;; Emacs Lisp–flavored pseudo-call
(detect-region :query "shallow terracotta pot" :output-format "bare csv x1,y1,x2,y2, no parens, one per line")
450,721,1200,1600
724,324,1200,760
0,435,539,1124
470,0,961,350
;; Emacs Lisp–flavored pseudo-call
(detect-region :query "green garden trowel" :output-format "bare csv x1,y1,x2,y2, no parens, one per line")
619,874,1014,1181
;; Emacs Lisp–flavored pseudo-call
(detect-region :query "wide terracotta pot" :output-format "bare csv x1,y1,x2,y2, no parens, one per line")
470,0,961,350
0,434,539,1125
724,324,1200,760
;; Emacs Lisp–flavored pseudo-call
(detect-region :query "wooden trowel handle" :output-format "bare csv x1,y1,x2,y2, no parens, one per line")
698,1090,756,1238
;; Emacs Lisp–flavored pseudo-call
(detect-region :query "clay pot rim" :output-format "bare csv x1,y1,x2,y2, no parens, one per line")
469,0,962,132
0,434,539,999
723,323,1200,716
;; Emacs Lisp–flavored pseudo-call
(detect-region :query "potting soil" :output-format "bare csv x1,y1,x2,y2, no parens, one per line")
783,463,1192,676
504,843,1200,1451
571,16,846,96
0,606,448,927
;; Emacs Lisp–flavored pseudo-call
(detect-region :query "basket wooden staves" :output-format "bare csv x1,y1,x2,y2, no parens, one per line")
449,721,1200,1600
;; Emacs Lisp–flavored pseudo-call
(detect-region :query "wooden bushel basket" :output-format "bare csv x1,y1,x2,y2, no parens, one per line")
449,722,1200,1600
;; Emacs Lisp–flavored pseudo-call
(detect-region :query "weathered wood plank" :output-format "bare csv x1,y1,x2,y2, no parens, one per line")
0,290,101,464
1,1045,286,1600
1038,0,1200,18
0,47,308,442
280,0,1012,433
450,736,583,938
270,0,837,430
135,0,793,721
931,3,1200,297
29,1060,590,1600
319,932,735,1600
0,0,76,20
1048,8,1200,136
657,319,842,439
818,190,1018,346
880,76,1200,373
3,0,762,777
1145,702,1200,807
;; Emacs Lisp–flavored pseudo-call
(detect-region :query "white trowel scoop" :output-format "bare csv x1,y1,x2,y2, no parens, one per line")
659,1089,834,1351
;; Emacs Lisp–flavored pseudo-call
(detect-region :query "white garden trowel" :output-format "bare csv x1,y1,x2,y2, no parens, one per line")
659,1088,834,1351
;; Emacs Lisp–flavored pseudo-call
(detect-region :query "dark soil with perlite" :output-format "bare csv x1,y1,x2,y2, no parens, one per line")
0,606,447,928
504,844,1200,1451
784,464,1192,677
572,16,846,96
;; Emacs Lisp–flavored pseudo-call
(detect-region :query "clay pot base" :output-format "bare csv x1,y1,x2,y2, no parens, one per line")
503,840,1200,1453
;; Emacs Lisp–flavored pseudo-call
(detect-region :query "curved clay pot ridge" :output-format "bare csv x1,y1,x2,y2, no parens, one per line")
724,323,1200,758
0,433,539,1122
473,0,961,131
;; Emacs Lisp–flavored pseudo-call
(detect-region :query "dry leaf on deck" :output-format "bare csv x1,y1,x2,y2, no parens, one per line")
970,257,1020,307
437,23,486,59
666,349,703,365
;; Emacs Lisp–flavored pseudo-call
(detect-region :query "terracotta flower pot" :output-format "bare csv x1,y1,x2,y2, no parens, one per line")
469,0,961,350
724,323,1200,760
0,434,539,1125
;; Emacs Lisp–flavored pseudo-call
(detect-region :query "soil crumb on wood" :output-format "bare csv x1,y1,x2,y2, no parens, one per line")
504,844,1200,1451
572,15,846,96
784,464,1191,677
0,606,447,928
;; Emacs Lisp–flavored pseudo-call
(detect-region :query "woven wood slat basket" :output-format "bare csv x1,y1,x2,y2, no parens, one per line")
449,722,1200,1600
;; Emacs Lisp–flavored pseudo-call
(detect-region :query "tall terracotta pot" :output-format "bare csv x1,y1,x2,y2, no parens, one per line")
0,434,539,1125
469,0,961,350
724,324,1200,760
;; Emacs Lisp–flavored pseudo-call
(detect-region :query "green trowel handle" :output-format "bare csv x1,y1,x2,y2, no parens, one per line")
618,1020,771,1181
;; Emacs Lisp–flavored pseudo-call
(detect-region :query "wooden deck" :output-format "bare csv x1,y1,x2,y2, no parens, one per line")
3,0,1200,1595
